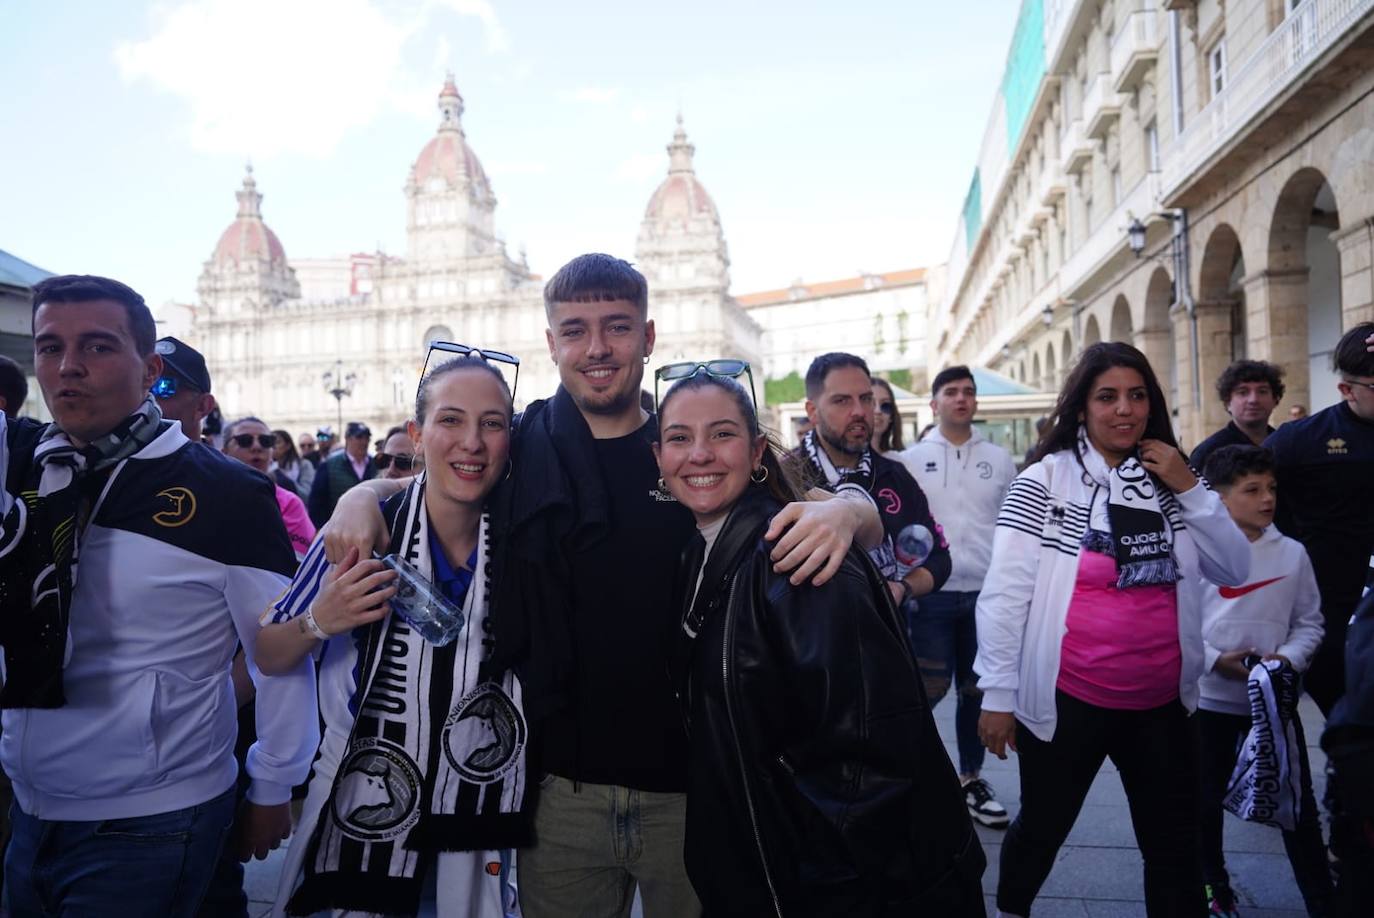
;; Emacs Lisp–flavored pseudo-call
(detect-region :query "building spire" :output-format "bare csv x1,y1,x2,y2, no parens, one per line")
235,162,262,218
667,113,695,175
438,71,465,133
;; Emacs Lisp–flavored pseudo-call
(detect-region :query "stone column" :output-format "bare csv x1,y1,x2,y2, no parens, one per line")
1242,268,1312,415
1172,305,1201,447
1333,217,1374,326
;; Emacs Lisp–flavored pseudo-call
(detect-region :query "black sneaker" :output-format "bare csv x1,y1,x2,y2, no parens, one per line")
963,777,1010,828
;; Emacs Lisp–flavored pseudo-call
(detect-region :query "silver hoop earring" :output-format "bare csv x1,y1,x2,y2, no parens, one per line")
504,459,513,481
643,356,650,365
657,477,667,491
750,466,769,484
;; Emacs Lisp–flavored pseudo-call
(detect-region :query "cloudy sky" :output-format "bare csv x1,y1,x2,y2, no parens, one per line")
1,0,1020,310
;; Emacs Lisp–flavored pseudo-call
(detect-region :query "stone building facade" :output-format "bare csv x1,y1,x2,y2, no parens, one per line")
930,0,1374,447
191,78,760,435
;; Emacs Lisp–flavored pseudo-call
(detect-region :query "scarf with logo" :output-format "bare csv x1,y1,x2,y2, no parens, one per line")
287,477,530,915
1077,428,1181,589
0,396,164,708
1223,659,1303,831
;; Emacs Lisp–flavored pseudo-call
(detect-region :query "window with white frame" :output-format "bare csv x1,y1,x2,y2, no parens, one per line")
1208,38,1228,99
1144,120,1160,172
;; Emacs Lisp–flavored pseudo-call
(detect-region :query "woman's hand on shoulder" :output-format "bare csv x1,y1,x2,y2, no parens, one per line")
1139,439,1197,493
323,487,392,564
310,546,398,637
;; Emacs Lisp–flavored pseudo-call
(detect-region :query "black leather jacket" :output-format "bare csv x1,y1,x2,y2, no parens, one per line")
670,489,985,917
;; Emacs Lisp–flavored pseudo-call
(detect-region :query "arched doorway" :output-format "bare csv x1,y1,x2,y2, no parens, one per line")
1083,315,1102,347
1109,295,1133,343
1197,224,1248,436
1141,266,1178,419
1268,168,1343,411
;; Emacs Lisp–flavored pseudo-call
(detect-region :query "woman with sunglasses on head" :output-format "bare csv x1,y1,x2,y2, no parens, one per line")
655,366,986,917
255,356,529,917
870,376,906,457
223,416,316,560
273,427,316,497
975,342,1250,918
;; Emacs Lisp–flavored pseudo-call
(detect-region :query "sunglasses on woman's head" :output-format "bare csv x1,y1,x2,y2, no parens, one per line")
229,433,276,450
375,453,420,472
653,359,756,412
420,341,521,402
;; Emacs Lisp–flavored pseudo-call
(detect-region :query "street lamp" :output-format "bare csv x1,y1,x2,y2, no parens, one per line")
322,360,356,431
1127,217,1149,256
1126,210,1184,262
1041,303,1055,327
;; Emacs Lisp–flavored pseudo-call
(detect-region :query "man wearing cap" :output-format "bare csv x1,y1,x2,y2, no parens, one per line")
0,275,318,915
306,420,376,527
151,336,216,441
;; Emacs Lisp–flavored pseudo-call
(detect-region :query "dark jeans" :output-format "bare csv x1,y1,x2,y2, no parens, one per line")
1196,708,1332,914
1306,609,1350,717
5,785,237,918
998,691,1205,918
195,771,251,918
907,590,984,776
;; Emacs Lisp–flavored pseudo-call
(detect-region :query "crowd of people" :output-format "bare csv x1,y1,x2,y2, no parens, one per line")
0,259,1371,918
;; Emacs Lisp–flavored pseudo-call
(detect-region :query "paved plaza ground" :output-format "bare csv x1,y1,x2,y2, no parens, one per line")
246,696,1326,916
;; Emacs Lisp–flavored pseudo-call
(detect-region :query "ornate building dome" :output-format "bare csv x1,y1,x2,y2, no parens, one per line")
408,75,493,202
212,165,288,267
643,116,720,223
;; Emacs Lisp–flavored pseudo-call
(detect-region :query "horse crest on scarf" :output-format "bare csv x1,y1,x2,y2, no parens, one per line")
288,477,530,915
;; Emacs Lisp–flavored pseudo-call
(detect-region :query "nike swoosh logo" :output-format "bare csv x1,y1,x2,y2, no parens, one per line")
1219,576,1286,599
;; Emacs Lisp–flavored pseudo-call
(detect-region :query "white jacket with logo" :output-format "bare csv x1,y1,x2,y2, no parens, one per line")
1198,525,1324,716
898,428,1016,592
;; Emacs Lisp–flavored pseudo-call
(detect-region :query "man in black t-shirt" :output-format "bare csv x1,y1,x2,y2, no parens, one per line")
325,255,880,918
1189,359,1283,474
1266,323,1374,715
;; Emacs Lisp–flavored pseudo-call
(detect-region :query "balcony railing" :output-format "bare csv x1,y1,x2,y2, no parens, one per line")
1161,0,1374,199
1111,9,1161,92
1083,72,1123,138
1059,119,1094,173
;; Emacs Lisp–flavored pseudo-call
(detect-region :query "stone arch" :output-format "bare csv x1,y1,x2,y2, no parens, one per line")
1140,266,1178,414
1109,295,1133,343
1083,314,1102,347
1195,223,1249,435
1061,329,1074,372
1045,340,1058,389
1264,167,1343,412
1032,353,1042,390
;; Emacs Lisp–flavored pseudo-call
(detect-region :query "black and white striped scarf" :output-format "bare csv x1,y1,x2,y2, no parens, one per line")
1077,428,1181,588
288,478,530,915
798,427,874,492
0,396,163,708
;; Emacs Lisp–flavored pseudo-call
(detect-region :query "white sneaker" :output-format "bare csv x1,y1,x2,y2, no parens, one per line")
963,777,1010,828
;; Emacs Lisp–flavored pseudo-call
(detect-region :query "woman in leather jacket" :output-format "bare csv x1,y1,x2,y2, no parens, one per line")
654,367,986,917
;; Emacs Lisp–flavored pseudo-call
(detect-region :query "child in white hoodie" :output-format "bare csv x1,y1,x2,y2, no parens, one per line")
1197,445,1332,918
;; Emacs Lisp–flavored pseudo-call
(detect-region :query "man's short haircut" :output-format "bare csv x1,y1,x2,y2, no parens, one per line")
542,253,648,318
1335,322,1374,377
931,365,976,396
1203,444,1276,490
804,352,871,400
1215,359,1286,404
30,275,157,356
221,415,268,443
0,356,27,414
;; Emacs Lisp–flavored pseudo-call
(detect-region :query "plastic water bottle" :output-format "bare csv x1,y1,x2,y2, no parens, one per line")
894,524,934,572
377,554,466,646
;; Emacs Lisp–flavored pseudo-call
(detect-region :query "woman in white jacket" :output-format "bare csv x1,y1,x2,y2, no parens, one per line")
974,342,1250,918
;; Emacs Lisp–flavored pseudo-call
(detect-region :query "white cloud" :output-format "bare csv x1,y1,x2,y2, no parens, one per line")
486,161,548,176
114,0,510,159
613,152,663,184
561,86,621,104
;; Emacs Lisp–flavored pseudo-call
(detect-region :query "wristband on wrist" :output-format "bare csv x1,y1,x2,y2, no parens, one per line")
303,607,330,641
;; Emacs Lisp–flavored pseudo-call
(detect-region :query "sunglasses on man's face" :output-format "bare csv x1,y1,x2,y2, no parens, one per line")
653,359,756,412
228,433,276,450
151,376,198,399
375,452,420,472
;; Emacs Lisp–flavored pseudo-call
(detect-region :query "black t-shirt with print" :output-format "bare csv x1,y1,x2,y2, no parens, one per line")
538,422,697,792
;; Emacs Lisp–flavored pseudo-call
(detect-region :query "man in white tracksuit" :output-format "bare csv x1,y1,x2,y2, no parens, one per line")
900,365,1017,828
